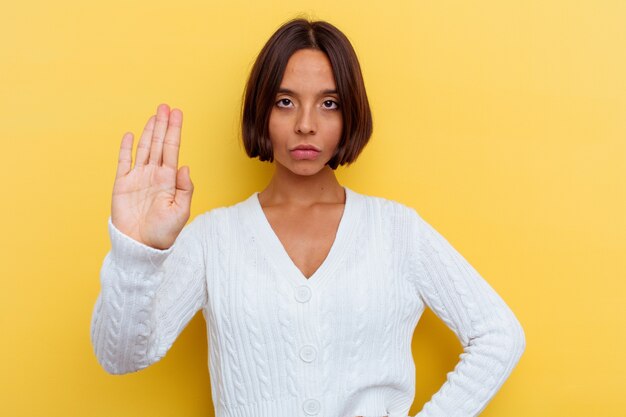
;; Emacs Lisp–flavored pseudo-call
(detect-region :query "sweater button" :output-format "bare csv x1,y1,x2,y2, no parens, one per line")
302,398,320,415
299,345,317,362
294,286,312,303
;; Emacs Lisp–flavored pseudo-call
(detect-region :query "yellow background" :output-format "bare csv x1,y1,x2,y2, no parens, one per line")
1,0,624,416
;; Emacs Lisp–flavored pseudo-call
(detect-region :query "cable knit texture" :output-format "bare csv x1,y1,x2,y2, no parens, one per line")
90,186,525,417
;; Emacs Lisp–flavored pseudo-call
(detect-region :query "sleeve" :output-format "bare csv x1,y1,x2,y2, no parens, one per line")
89,213,208,375
404,208,526,417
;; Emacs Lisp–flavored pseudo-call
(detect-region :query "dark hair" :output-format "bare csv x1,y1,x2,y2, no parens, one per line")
241,18,373,170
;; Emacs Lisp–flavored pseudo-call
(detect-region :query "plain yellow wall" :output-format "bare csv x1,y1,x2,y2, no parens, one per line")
1,0,624,416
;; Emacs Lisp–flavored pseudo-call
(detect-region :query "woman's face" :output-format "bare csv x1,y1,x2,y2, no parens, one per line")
268,48,343,176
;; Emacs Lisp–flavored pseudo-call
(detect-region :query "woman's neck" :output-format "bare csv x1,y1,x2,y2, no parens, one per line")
258,164,345,208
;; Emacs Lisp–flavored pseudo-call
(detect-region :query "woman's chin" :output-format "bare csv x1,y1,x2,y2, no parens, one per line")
276,160,329,177
290,166,325,177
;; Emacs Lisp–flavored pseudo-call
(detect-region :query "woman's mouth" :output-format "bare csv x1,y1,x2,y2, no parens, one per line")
290,149,321,160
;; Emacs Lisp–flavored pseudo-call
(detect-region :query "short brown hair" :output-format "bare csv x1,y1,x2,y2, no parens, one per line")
241,18,373,170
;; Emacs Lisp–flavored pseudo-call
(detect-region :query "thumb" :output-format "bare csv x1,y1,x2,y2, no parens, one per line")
174,165,194,209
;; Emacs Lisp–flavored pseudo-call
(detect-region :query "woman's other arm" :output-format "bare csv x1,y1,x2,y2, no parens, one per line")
405,209,526,417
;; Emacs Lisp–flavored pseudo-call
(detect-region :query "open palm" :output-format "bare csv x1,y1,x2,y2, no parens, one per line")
111,103,193,250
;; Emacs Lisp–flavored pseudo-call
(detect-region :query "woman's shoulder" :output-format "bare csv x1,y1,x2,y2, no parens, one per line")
195,193,255,222
180,195,257,245
351,187,420,219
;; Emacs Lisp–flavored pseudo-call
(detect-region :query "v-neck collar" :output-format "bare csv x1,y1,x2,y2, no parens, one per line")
243,186,362,290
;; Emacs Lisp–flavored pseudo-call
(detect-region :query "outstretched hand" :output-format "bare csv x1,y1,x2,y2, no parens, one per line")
111,103,193,250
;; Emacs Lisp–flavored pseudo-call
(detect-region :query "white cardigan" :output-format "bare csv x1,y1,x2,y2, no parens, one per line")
90,186,525,417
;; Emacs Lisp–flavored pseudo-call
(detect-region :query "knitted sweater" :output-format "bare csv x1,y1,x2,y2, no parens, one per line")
90,186,525,417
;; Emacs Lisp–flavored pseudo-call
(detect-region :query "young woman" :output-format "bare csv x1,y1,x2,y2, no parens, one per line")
91,18,525,417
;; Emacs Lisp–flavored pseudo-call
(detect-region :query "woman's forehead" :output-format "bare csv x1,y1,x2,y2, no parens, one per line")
279,49,337,92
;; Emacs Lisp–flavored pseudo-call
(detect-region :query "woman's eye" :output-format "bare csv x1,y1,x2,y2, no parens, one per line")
276,98,292,108
323,100,339,110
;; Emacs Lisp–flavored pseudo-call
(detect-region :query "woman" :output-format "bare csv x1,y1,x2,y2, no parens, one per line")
90,18,525,417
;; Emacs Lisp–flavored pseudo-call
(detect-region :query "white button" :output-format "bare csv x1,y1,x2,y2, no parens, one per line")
299,345,317,362
302,398,320,415
294,286,312,303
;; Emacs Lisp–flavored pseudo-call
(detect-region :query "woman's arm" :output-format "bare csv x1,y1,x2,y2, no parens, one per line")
405,209,526,417
90,213,208,375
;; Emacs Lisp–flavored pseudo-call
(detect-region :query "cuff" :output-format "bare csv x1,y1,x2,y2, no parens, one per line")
108,216,174,271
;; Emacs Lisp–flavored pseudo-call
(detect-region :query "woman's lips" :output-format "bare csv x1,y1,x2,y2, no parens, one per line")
290,149,321,160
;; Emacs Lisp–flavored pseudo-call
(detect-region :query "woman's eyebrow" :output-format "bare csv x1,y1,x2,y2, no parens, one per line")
277,87,338,95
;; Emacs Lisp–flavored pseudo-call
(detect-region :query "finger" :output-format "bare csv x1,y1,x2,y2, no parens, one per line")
134,114,156,168
174,165,193,211
162,108,183,170
116,132,133,179
149,103,170,166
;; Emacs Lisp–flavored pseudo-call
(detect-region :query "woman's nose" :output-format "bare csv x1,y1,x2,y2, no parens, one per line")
295,106,317,134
